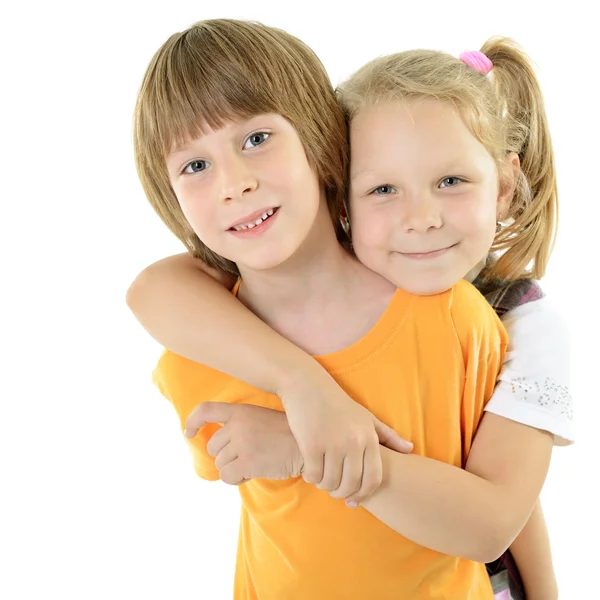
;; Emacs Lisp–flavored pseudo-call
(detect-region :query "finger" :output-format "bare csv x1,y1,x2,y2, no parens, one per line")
301,452,325,485
184,402,236,439
346,437,382,505
328,449,363,500
373,419,413,453
206,427,231,458
316,451,344,492
214,443,239,471
220,460,245,486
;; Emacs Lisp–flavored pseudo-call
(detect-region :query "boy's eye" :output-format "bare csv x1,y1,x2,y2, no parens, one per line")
372,185,396,195
439,176,463,188
243,132,270,149
183,160,209,174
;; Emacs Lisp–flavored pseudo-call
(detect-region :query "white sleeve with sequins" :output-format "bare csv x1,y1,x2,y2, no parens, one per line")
483,297,574,446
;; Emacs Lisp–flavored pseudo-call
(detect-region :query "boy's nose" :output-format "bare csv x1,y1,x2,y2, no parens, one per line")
220,157,258,202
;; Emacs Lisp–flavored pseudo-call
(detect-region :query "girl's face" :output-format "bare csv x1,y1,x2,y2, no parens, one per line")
349,100,515,295
166,114,326,274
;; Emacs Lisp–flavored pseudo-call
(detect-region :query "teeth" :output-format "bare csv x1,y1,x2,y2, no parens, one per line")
232,208,276,231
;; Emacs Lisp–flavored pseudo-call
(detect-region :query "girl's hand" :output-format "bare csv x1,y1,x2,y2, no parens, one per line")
280,372,413,504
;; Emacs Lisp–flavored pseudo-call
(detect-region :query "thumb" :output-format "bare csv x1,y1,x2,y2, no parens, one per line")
184,401,236,439
373,419,413,453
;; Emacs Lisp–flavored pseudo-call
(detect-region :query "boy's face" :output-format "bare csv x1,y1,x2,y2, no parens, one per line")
166,114,323,273
349,100,512,295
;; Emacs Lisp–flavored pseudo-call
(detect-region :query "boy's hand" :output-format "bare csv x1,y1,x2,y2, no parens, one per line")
280,373,413,505
184,402,303,484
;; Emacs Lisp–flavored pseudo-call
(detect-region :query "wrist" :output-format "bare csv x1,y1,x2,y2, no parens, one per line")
272,358,331,405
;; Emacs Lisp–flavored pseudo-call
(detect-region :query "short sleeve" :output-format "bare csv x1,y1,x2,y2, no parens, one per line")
153,350,228,481
484,298,574,445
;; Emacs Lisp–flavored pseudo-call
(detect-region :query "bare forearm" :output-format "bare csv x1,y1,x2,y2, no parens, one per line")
360,447,530,563
509,500,558,600
127,256,325,395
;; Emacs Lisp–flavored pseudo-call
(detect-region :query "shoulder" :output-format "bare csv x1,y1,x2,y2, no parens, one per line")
500,296,569,345
499,297,571,372
447,280,508,352
152,350,244,418
153,350,282,418
450,279,502,316
153,350,235,400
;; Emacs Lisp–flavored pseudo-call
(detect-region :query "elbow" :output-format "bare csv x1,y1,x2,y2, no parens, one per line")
473,541,511,565
469,522,516,564
125,279,141,314
458,515,516,564
125,269,153,316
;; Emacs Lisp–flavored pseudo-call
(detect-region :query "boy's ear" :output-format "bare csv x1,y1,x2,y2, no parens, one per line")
497,152,520,220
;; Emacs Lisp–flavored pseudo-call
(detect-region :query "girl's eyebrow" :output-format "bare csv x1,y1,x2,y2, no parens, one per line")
351,169,378,182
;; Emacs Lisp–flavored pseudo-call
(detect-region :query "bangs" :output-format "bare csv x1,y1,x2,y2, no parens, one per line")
138,24,294,157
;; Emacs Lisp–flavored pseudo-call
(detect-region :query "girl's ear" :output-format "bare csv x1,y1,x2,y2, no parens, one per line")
497,152,521,220
340,201,351,235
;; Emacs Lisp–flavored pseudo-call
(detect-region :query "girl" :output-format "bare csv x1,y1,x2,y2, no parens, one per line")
129,19,571,599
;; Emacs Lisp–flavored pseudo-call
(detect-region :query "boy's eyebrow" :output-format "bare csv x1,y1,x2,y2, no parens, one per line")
170,140,195,155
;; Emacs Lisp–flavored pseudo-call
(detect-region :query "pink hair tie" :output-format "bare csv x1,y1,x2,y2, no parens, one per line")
459,50,493,75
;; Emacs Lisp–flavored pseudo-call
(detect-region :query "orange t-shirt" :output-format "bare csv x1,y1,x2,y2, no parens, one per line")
153,280,507,599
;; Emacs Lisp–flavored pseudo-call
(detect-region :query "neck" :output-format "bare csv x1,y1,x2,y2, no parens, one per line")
237,209,396,354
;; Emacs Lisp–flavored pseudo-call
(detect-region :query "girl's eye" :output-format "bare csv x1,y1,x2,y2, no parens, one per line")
243,132,270,149
439,176,463,188
372,185,396,196
183,160,209,174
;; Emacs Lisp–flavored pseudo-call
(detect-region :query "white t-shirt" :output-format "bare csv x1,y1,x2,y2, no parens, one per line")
484,297,574,446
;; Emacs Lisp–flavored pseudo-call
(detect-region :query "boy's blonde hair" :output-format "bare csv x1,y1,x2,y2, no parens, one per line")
134,19,349,276
338,38,557,281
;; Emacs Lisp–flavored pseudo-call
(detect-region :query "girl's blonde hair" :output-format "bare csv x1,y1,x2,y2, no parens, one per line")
134,19,349,276
338,37,557,281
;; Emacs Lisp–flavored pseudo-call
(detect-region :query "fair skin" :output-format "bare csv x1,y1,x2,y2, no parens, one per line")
165,113,414,497
130,104,556,585
350,100,509,295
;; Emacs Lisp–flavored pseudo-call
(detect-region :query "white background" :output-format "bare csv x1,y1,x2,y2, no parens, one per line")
1,1,597,598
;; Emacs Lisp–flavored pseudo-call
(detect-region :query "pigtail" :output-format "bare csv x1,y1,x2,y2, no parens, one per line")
482,37,558,281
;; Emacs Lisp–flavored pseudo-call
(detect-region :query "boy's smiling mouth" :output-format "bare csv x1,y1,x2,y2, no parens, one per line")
228,207,280,237
228,207,279,231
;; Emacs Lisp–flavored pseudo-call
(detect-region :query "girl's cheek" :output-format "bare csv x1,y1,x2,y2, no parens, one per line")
354,211,389,247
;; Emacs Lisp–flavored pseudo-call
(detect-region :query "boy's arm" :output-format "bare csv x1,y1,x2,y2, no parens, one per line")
509,500,558,600
127,254,411,501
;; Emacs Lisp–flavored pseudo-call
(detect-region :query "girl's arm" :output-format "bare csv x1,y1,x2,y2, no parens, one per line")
344,289,561,563
509,500,558,600
483,298,571,599
356,413,553,563
127,254,411,502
